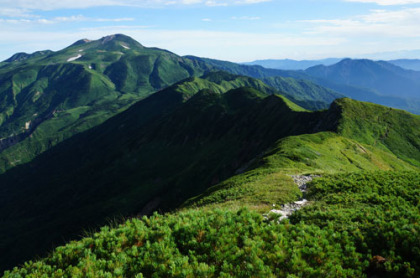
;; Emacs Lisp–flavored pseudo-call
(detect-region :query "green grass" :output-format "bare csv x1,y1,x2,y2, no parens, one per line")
182,168,301,213
261,132,418,174
182,131,418,212
291,171,420,277
3,208,366,278
262,76,343,110
4,171,419,277
335,98,420,166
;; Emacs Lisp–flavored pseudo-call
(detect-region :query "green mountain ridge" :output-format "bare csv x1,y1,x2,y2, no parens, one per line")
2,93,420,275
0,34,210,172
0,74,315,270
0,71,419,272
0,34,340,174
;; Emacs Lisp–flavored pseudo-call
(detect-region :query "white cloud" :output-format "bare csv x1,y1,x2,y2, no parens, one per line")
0,7,34,17
0,15,135,25
345,0,420,5
0,0,271,11
301,7,420,38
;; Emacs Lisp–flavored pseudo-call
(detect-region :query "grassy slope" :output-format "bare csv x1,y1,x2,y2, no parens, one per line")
335,98,420,166
4,172,419,277
0,77,317,271
0,36,342,174
0,35,210,173
183,98,420,212
1,92,419,274
262,76,343,110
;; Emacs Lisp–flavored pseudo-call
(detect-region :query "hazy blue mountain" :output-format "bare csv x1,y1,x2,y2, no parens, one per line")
388,59,420,71
186,56,343,110
243,58,342,70
305,58,420,99
189,56,420,114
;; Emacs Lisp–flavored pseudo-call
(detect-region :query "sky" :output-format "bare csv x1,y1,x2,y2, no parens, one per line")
0,0,420,62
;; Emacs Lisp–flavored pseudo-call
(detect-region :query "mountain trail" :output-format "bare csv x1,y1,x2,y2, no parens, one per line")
264,174,320,222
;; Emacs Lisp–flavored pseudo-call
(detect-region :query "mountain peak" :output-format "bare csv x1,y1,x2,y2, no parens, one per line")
99,34,143,48
66,34,143,52
3,50,53,63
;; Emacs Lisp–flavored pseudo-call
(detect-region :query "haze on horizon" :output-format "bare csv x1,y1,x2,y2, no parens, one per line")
0,0,420,62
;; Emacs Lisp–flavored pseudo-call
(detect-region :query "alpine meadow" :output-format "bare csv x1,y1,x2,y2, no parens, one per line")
0,25,419,278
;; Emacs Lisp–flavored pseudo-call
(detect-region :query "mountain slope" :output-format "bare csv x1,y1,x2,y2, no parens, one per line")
0,74,419,273
183,99,420,211
388,59,420,71
0,34,353,174
0,76,318,271
186,56,344,110
262,76,343,110
0,34,212,173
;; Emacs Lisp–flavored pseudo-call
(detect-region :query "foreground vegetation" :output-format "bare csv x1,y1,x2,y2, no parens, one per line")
4,171,419,277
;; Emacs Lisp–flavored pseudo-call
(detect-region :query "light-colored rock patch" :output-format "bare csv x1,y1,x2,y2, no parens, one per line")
264,175,319,222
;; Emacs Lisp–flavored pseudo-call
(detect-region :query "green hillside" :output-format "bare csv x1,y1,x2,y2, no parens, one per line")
4,171,419,277
0,34,345,174
0,34,210,172
0,74,419,273
182,100,420,212
185,55,344,110
0,76,320,271
1,35,420,277
262,76,343,111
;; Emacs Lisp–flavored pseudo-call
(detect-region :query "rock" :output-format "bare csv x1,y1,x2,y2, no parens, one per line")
291,174,321,192
264,175,320,222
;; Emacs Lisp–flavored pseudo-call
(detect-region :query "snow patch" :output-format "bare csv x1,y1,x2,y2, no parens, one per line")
120,43,130,50
67,54,82,62
78,49,84,52
25,121,31,130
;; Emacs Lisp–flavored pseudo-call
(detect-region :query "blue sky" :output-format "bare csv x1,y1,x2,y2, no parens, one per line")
0,0,420,62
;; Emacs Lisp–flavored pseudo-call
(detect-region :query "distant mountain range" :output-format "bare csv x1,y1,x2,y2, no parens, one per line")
388,59,420,71
243,58,342,70
244,57,420,71
305,58,420,99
